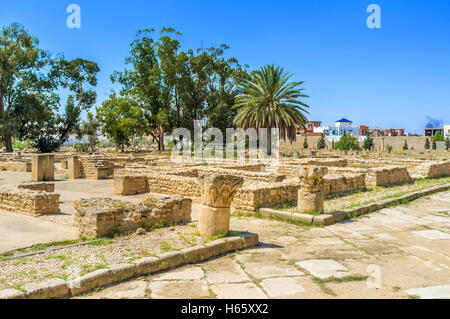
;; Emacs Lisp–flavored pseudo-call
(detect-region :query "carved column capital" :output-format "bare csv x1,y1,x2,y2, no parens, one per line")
198,173,244,208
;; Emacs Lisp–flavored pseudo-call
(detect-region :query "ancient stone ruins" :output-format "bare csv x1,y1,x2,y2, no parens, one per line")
0,150,449,239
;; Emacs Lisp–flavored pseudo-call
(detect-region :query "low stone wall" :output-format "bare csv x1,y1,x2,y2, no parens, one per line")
114,175,149,195
232,182,299,212
410,161,450,179
322,173,366,196
0,161,31,172
196,167,286,183
365,166,411,186
146,174,201,197
0,185,60,215
17,182,55,193
74,196,192,238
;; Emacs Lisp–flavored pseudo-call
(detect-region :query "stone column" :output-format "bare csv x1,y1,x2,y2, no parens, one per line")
297,166,328,214
198,174,244,237
68,156,82,179
31,154,54,181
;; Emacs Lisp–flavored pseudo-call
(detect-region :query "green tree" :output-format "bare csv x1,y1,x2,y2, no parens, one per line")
303,136,309,149
363,133,374,151
317,134,326,149
434,131,444,141
77,112,100,152
425,138,430,149
386,144,393,153
445,137,450,150
432,139,437,150
233,65,309,155
96,94,145,152
403,139,408,150
0,23,51,152
335,135,361,151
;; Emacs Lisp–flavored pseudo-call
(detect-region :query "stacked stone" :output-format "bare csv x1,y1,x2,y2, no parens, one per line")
196,166,286,183
74,196,192,238
410,161,450,179
198,174,244,237
232,181,299,212
114,175,149,195
17,182,55,193
146,173,201,197
31,154,54,182
365,166,411,186
297,166,328,214
0,161,32,172
322,173,366,196
0,185,60,216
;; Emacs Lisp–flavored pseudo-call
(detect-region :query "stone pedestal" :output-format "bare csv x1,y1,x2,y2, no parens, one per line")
31,154,54,182
297,190,324,214
197,174,244,237
198,206,231,237
68,156,82,179
297,165,328,214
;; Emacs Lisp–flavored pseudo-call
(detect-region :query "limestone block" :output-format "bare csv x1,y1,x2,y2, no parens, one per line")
297,190,324,214
31,154,54,181
68,156,82,179
23,278,69,299
198,205,231,237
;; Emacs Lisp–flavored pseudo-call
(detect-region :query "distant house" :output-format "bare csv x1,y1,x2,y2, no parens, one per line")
313,118,359,141
424,128,443,137
297,121,322,136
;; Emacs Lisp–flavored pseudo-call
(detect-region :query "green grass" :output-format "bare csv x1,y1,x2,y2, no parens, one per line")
313,275,369,284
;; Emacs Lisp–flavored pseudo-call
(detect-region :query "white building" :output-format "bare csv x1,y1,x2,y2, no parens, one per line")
444,124,450,138
313,118,360,142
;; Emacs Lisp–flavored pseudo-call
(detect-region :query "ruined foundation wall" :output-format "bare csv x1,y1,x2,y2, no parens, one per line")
0,161,32,172
74,196,192,238
365,166,411,187
17,182,55,193
146,173,201,197
0,185,60,215
409,161,450,179
322,173,366,196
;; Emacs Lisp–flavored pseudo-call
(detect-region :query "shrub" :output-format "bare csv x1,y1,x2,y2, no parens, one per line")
335,135,361,151
317,135,326,149
434,131,444,141
386,144,393,153
432,140,437,150
403,140,408,150
425,138,430,149
12,141,29,150
363,133,374,151
73,142,90,152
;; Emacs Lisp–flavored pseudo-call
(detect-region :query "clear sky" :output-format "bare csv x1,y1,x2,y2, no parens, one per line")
1,0,449,134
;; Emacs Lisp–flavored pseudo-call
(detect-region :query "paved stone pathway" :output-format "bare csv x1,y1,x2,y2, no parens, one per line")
78,191,450,299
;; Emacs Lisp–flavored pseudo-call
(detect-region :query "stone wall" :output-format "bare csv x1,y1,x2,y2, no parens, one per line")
17,182,55,193
0,161,31,172
322,173,366,196
114,175,149,195
74,196,192,238
365,166,411,187
146,173,201,197
0,185,60,216
410,161,450,179
232,182,299,212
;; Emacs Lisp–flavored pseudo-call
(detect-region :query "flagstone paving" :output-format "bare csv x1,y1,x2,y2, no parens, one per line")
77,191,450,299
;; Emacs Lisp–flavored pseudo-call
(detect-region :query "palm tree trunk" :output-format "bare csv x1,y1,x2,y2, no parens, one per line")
266,127,272,156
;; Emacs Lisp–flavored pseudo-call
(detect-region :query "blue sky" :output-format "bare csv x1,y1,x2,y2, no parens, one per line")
1,0,449,133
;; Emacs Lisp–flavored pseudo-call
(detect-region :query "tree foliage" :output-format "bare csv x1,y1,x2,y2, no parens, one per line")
110,28,248,151
0,23,99,153
233,65,309,154
96,94,146,152
425,138,430,149
317,134,326,149
334,135,361,151
363,133,374,150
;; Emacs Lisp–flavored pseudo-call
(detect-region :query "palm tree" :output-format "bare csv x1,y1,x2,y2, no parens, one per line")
233,64,309,155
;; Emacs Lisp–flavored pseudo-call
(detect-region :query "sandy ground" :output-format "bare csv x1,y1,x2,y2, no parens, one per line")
0,171,199,253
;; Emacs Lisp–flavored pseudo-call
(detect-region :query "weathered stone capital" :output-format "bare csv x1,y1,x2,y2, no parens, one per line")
198,173,244,208
297,165,328,192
